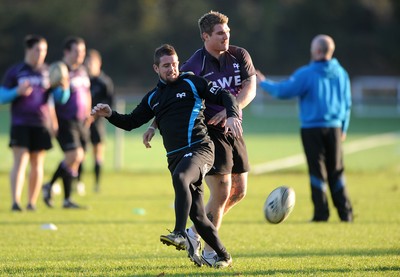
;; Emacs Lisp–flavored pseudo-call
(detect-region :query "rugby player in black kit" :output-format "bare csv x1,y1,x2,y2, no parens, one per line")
91,44,241,268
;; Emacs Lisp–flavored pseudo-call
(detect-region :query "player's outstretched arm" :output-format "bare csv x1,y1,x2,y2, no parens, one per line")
91,103,112,118
255,69,267,84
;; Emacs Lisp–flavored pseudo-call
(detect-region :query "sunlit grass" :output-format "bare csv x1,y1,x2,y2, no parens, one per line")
0,107,399,276
0,170,399,276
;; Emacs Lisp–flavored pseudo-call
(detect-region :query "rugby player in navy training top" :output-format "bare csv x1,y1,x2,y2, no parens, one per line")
91,44,240,268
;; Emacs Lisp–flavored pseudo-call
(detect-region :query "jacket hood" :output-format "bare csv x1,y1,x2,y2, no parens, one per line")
311,58,341,78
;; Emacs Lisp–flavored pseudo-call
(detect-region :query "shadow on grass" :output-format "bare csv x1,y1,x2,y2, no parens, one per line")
0,219,172,225
236,248,400,258
165,266,400,276
2,263,398,277
163,265,400,276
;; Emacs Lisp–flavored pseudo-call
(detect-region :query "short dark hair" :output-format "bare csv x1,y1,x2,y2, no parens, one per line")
24,34,46,49
63,36,85,51
198,11,229,39
154,44,177,65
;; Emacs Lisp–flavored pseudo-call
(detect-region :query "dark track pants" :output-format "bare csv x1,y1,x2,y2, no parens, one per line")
167,142,228,256
301,127,353,221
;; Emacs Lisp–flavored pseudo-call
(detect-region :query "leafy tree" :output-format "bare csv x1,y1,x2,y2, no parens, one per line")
0,0,399,89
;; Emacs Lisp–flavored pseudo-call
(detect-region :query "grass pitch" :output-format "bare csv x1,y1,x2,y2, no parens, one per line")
0,107,399,276
0,170,399,276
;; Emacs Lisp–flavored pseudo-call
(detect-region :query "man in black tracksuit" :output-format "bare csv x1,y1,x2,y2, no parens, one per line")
91,44,241,268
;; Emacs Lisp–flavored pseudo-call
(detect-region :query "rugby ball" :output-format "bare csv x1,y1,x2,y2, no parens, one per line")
49,61,69,88
264,186,295,224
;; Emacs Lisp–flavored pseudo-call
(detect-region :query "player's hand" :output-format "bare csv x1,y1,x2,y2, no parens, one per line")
17,80,33,97
208,109,227,127
91,103,112,118
225,117,243,138
143,127,155,149
255,69,266,84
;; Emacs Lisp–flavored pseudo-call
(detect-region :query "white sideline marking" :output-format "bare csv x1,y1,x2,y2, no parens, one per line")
251,132,400,175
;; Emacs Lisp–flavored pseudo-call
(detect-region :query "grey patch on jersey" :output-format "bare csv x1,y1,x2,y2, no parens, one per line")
203,72,214,78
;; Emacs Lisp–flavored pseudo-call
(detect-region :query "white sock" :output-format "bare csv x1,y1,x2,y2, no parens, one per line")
187,227,200,240
203,249,217,258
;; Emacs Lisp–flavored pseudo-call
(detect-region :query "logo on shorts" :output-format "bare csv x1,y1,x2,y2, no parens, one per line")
183,152,193,158
176,92,186,98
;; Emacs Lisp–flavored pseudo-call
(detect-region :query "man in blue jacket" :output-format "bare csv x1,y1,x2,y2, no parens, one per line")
257,34,353,222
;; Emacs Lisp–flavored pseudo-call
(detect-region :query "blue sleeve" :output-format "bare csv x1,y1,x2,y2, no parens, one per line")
52,86,70,104
259,69,308,99
0,86,18,104
342,77,352,134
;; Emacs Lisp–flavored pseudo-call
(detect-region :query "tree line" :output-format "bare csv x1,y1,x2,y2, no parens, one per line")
1,0,399,90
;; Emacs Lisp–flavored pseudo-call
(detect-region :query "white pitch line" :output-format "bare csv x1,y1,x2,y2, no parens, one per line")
251,132,400,175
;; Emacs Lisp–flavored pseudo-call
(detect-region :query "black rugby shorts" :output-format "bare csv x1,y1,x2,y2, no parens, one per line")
57,119,89,152
9,125,52,151
90,118,106,145
207,127,250,175
167,141,215,183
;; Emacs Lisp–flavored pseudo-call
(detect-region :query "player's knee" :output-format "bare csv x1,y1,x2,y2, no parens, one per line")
232,175,247,201
211,186,230,205
235,185,247,201
233,191,246,204
189,211,207,226
171,172,189,189
65,148,84,164
212,178,231,198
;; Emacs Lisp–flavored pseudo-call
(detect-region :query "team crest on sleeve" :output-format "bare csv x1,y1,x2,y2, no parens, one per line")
233,63,240,73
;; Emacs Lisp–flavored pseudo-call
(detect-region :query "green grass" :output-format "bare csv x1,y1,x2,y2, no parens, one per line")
1,171,399,276
0,106,399,276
